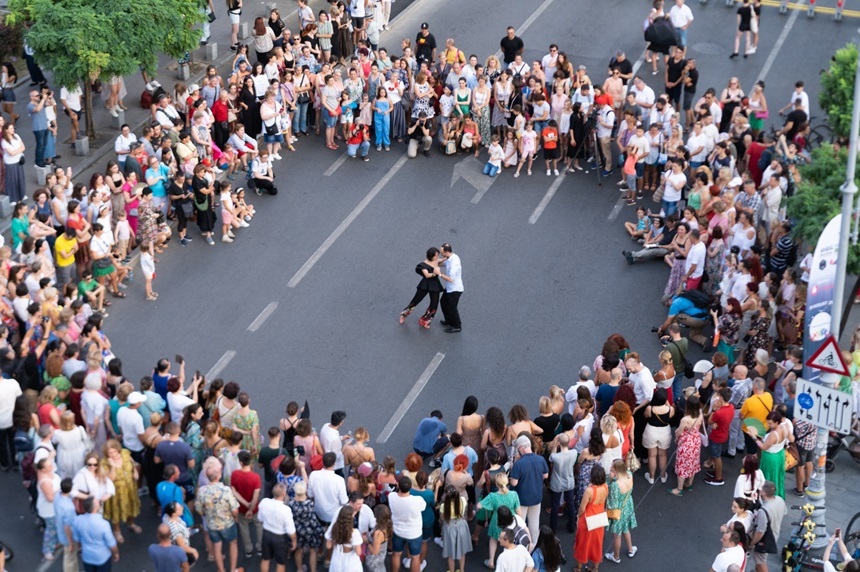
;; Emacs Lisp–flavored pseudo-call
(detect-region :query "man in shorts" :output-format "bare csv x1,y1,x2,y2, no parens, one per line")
59,83,84,142
705,387,734,486
257,483,297,572
196,463,240,572
77,270,107,315
389,476,426,572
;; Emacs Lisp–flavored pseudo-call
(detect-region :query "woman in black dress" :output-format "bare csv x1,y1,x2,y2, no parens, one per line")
399,247,444,329
565,102,587,172
191,163,217,246
237,77,261,139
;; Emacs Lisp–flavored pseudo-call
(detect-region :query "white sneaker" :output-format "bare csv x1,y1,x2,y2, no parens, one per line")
213,167,223,174
109,107,119,118
433,537,443,548
239,221,250,228
244,215,252,222
546,169,551,176
228,230,236,238
628,546,639,558
420,561,427,571
605,552,621,564
660,473,668,483
273,153,283,160
617,180,626,186
221,235,233,243
644,473,654,484
402,558,410,567
553,169,560,176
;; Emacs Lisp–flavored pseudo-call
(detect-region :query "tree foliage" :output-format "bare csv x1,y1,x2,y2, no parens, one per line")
6,0,204,137
0,16,24,63
788,144,860,275
819,42,857,141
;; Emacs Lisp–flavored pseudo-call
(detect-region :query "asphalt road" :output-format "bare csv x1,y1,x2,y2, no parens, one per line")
2,0,860,570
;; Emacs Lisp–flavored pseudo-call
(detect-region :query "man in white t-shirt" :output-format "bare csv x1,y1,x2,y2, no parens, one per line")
686,122,709,166
0,370,22,470
709,529,745,572
495,529,535,572
541,44,559,80
779,80,810,117
629,77,655,127
319,411,347,475
117,391,147,462
627,124,650,199
565,366,597,414
388,477,426,572
307,453,348,524
684,229,706,290
669,0,694,56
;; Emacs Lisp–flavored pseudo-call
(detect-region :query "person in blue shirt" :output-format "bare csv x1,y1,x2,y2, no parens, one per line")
149,523,189,572
412,410,449,467
72,497,119,571
145,155,172,216
509,435,549,548
55,478,79,572
440,432,479,476
656,291,710,349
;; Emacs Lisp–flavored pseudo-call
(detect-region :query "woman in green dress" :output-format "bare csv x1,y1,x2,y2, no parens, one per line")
475,472,520,569
233,392,260,464
180,403,205,482
753,411,789,499
10,202,29,251
605,459,638,563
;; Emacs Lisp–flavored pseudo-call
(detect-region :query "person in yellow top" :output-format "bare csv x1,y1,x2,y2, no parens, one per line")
54,226,78,287
740,378,773,453
442,38,466,65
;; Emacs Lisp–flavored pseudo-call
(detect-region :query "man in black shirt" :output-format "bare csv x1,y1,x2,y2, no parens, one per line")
608,50,633,85
780,99,808,142
682,58,699,127
664,50,686,110
499,26,524,64
415,22,437,64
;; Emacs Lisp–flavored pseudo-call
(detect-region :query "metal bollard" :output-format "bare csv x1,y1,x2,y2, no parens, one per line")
111,109,125,130
0,195,11,218
808,0,816,17
835,0,843,21
74,136,89,156
780,0,788,14
177,62,191,80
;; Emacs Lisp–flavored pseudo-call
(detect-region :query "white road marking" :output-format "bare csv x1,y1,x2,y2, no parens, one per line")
247,302,278,332
377,352,446,443
757,0,807,83
528,174,567,224
206,350,237,380
607,196,627,222
288,153,409,288
324,152,349,176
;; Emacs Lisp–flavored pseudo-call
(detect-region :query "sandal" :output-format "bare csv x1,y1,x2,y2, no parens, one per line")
668,488,684,497
102,300,112,307
128,523,142,534
113,291,127,298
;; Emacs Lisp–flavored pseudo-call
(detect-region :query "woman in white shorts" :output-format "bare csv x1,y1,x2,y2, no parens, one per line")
643,388,675,485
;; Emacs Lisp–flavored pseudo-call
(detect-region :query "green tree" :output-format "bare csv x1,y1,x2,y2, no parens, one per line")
819,42,857,142
6,0,203,139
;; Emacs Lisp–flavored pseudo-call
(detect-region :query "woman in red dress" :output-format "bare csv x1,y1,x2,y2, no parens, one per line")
574,463,609,571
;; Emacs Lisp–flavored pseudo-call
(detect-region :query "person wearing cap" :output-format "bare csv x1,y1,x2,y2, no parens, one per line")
414,23,437,65
509,435,547,550
406,111,432,158
117,391,147,463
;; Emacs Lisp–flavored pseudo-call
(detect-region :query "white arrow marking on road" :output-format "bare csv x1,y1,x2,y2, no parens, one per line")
288,153,409,288
450,156,496,203
528,174,567,224
206,350,236,380
247,302,278,332
377,352,446,443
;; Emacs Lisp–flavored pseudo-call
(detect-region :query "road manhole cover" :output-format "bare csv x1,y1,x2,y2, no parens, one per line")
691,42,723,55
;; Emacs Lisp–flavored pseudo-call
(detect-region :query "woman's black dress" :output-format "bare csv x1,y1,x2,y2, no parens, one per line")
192,175,216,233
238,87,261,138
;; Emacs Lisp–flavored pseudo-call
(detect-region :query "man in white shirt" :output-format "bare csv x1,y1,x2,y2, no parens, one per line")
566,366,597,414
439,243,463,333
307,453,348,524
541,44,559,80
628,354,656,462
779,80,810,117
319,411,347,475
59,83,84,141
389,476,426,572
760,174,783,238
627,124,650,199
117,391,147,463
669,0,694,56
507,54,530,78
495,529,535,572
709,529,745,572
695,89,722,127
684,229,706,290
570,83,594,115
257,483,297,572
701,112,719,151
686,122,709,167
325,491,377,543
0,366,22,469
629,77,655,128
596,100,616,176
114,124,138,169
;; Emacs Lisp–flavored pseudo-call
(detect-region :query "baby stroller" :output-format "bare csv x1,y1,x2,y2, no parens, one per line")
825,416,860,473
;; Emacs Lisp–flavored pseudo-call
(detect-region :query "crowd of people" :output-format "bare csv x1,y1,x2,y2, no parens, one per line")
0,0,860,571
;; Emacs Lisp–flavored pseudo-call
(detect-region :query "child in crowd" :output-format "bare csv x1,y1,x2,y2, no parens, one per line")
113,210,132,263
483,134,504,177
140,241,156,301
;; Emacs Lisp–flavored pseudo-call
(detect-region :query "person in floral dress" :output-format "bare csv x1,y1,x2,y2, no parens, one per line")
233,392,260,464
605,459,638,563
574,427,605,515
101,439,142,543
703,227,726,297
288,481,324,572
744,304,772,370
135,188,159,246
670,396,704,496
181,403,205,483
475,473,520,569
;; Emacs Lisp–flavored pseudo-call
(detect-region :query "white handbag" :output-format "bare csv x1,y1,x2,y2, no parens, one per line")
586,512,609,531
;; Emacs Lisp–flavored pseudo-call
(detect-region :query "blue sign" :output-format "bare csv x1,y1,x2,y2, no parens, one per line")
797,392,815,410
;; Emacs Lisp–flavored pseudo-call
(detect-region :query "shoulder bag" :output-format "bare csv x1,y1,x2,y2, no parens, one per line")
754,506,778,554
607,487,631,521
669,340,695,379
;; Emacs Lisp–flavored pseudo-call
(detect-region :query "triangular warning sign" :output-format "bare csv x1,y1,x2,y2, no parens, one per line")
805,335,850,376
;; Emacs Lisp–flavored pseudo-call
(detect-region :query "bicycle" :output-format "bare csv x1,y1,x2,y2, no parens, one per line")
781,505,860,570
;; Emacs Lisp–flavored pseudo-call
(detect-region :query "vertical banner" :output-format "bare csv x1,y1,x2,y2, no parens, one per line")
803,214,842,382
